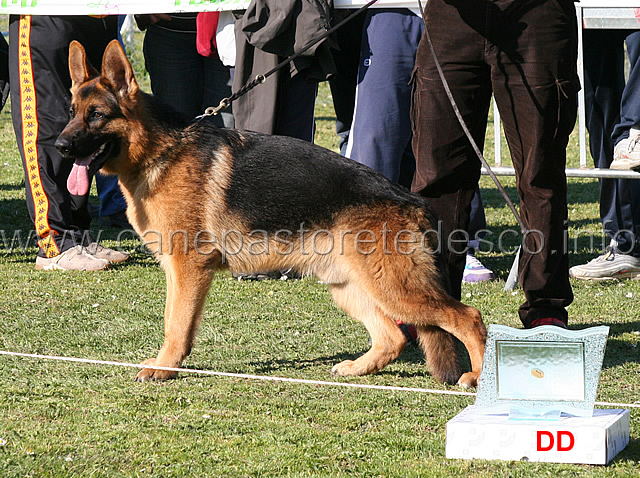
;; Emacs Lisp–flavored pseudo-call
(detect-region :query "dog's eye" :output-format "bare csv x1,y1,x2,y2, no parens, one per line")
89,111,105,121
69,106,75,118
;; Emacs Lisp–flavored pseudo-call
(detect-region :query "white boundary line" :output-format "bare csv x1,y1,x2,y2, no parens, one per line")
1,350,638,409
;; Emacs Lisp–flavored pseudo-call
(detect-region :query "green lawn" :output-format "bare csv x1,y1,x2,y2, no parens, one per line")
0,77,638,476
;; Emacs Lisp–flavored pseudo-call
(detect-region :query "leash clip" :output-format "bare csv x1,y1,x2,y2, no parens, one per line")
195,97,231,121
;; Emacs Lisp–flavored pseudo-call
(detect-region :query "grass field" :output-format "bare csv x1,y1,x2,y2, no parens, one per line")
0,60,639,475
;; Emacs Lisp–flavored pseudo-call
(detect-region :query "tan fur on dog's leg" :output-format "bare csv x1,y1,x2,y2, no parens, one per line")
329,282,407,376
136,259,214,382
432,303,486,388
417,326,462,385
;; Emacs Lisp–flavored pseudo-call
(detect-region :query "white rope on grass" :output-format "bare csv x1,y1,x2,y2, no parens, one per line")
1,349,638,409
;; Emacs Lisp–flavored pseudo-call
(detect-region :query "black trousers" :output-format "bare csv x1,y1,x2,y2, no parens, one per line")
411,0,578,326
9,15,118,257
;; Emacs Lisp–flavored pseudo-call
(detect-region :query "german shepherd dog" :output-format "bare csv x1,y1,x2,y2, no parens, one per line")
56,40,487,387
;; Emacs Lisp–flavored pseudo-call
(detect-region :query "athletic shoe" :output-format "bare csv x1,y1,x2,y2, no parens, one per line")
610,127,640,170
462,252,495,283
530,317,567,329
35,245,110,271
569,248,640,280
87,242,130,264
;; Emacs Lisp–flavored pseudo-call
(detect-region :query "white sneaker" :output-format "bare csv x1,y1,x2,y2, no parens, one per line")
86,242,130,264
569,248,640,280
610,127,640,170
35,245,110,271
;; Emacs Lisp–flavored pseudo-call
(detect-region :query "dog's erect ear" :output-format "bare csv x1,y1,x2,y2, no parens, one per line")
101,39,139,99
68,40,98,88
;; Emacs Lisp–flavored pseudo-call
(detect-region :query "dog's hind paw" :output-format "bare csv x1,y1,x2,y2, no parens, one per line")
134,359,179,382
456,371,479,389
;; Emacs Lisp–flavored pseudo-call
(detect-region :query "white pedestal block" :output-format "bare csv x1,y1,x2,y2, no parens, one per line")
446,406,630,465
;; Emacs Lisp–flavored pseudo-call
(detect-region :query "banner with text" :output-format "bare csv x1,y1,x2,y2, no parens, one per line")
0,0,420,16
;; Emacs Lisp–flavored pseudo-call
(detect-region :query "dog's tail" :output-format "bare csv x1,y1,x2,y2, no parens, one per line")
417,326,462,384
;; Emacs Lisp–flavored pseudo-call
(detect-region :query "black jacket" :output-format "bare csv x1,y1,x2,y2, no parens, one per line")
233,0,336,134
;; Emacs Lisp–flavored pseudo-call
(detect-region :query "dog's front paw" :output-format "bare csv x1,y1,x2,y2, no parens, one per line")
135,358,179,382
331,360,362,376
456,371,479,389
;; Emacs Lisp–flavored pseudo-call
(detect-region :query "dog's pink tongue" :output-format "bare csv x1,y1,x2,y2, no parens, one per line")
67,161,90,196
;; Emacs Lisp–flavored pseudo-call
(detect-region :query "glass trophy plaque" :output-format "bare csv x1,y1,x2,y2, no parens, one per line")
474,325,609,419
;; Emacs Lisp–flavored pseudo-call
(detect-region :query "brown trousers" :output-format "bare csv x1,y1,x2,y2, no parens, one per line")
411,0,579,326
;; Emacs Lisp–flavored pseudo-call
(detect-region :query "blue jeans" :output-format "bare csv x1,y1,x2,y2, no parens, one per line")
583,30,640,256
95,174,127,217
143,24,234,127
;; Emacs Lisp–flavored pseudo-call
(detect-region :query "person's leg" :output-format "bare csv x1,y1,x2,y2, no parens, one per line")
346,9,422,183
274,71,317,142
582,30,625,244
10,15,81,256
93,14,128,227
611,31,640,257
613,31,640,144
411,0,491,300
610,31,640,170
571,30,640,280
464,186,495,283
328,9,364,155
143,26,203,120
94,173,129,228
202,53,234,128
10,16,115,254
489,0,577,326
570,30,640,280
9,15,116,269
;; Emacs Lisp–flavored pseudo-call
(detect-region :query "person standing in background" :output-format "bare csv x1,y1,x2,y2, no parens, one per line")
9,15,129,270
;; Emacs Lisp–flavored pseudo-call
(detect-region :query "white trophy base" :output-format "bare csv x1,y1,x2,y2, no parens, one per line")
446,405,629,465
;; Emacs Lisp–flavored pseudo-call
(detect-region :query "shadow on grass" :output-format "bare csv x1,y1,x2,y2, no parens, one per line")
0,198,31,231
0,252,36,265
0,183,24,192
314,116,337,123
566,320,640,369
601,320,640,369
615,437,639,463
247,342,475,382
249,344,423,369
